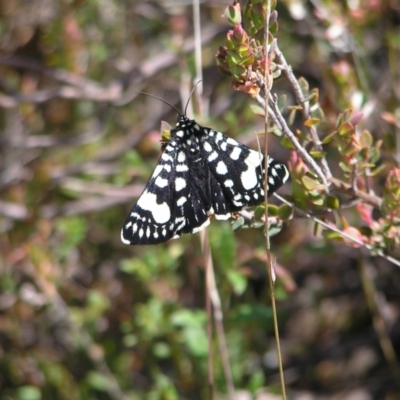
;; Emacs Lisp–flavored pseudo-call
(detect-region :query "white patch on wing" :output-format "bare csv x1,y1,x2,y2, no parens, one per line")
178,151,186,162
176,164,188,172
241,151,262,190
155,176,168,188
121,230,131,244
175,177,186,191
216,161,228,175
177,196,187,206
191,218,210,234
214,213,231,220
161,153,173,162
230,147,242,160
227,138,238,146
137,191,171,224
152,165,164,177
203,142,212,152
224,179,234,187
208,151,218,162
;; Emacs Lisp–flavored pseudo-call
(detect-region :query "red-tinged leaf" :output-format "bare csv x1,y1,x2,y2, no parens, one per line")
341,227,366,248
381,111,398,125
356,203,374,225
349,111,364,126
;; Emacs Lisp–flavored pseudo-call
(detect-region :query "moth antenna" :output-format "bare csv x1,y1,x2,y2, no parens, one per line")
134,91,181,116
184,80,203,116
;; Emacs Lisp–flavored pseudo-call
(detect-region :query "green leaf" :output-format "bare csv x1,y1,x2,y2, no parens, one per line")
304,117,320,127
321,131,337,144
302,175,319,190
337,121,354,136
232,216,245,230
224,4,242,25
267,204,278,216
359,129,373,147
16,386,41,400
298,76,310,95
86,371,110,391
153,342,171,359
325,195,340,210
277,204,293,220
255,204,266,220
309,150,326,158
227,270,247,295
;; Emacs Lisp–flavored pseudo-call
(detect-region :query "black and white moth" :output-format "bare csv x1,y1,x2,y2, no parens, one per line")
121,114,289,245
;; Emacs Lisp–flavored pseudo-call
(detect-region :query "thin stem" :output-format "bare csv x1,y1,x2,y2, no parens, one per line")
274,193,400,268
263,5,287,400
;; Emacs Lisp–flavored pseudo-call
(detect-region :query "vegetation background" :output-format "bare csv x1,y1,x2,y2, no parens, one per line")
1,0,400,399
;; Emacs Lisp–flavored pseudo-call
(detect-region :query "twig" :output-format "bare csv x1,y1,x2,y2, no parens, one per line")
255,91,328,187
274,43,332,179
274,193,400,268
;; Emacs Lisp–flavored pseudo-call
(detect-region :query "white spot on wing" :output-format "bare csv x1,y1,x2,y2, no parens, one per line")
177,196,187,206
203,142,212,152
214,213,231,220
121,230,131,244
161,153,173,162
152,165,163,177
216,161,228,175
224,179,234,187
240,150,262,190
191,218,210,234
176,164,188,172
175,177,186,191
137,191,171,224
178,151,186,162
208,151,218,162
227,137,238,146
230,147,242,160
155,176,168,188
